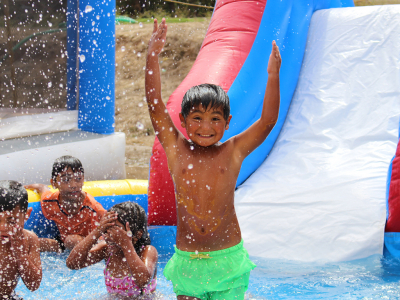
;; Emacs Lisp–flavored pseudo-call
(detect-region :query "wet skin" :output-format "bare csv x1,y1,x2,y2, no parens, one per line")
0,206,42,297
146,18,281,253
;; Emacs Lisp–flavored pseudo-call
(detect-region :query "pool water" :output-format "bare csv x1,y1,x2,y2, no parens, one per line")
15,253,400,299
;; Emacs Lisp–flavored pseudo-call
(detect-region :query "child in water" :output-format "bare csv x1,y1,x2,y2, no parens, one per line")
0,180,42,299
25,155,106,252
66,202,158,297
146,19,281,299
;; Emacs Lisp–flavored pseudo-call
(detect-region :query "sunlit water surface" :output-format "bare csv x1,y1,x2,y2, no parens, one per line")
15,253,400,299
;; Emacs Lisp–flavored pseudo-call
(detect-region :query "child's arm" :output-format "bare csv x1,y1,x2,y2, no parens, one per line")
106,223,158,288
145,19,182,159
231,41,281,159
24,184,50,196
11,229,42,291
66,211,118,269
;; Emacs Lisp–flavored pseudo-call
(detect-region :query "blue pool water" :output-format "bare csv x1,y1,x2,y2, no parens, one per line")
15,253,400,299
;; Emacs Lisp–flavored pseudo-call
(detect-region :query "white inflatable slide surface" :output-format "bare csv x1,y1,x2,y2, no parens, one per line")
236,5,400,262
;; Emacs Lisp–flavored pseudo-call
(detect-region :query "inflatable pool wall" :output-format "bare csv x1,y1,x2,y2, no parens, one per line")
385,137,400,257
148,0,354,226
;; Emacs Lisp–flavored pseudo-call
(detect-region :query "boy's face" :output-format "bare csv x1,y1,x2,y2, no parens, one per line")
51,167,84,200
0,206,32,244
179,104,232,147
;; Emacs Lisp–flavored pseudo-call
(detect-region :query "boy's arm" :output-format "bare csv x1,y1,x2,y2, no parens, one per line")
66,211,117,269
13,230,42,291
24,184,50,196
145,19,182,158
231,41,281,159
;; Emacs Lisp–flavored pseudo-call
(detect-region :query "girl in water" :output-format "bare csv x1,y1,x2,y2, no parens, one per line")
67,202,158,297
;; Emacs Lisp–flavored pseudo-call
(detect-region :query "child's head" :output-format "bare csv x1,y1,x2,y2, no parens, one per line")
51,156,84,182
179,84,232,147
0,180,30,237
109,202,150,253
51,156,84,196
181,84,230,121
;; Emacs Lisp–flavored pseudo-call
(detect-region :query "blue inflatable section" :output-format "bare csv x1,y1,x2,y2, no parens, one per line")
223,0,354,186
77,0,115,134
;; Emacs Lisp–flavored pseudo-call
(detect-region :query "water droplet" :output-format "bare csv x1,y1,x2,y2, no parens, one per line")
148,70,153,75
188,164,193,169
84,5,93,13
47,82,52,88
106,96,110,100
79,55,86,63
190,145,194,150
139,22,143,28
138,102,143,108
121,46,126,52
137,52,142,57
136,122,144,130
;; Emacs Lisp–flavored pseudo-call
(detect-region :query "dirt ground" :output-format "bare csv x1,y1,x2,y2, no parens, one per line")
114,21,209,179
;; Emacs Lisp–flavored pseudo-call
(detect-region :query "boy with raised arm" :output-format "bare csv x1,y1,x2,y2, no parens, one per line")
0,180,42,299
146,19,281,299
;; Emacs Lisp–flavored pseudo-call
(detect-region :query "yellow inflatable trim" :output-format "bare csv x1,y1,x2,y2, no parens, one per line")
27,179,148,203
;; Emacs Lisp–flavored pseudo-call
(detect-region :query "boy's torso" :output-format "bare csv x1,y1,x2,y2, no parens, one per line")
168,138,242,252
41,191,105,239
0,229,32,296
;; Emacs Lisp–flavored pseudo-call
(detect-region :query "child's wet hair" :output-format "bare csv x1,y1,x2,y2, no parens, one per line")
52,155,84,181
181,84,230,120
109,202,151,253
0,180,28,212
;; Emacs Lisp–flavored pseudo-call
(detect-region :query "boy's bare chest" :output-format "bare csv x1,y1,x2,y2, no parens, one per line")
0,249,19,291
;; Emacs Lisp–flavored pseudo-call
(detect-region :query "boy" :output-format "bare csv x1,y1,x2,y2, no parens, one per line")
25,155,106,252
146,19,281,299
0,180,42,299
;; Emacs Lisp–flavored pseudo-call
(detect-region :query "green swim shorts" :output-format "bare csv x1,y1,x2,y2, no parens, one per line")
163,240,256,299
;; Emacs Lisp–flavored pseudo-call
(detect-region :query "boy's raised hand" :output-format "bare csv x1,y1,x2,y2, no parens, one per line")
148,18,167,56
267,41,281,75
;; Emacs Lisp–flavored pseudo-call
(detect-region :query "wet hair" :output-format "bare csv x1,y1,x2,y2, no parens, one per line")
51,155,84,182
181,84,230,120
109,202,151,254
0,180,28,212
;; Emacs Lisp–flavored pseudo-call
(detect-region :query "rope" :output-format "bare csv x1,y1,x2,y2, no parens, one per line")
163,0,214,9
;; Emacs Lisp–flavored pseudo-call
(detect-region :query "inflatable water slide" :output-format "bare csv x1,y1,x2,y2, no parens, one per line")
149,1,400,262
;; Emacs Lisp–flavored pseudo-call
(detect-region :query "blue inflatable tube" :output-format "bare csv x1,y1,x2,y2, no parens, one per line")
77,0,115,134
223,0,354,185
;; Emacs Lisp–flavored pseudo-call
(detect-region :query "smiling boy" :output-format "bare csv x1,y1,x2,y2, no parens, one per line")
146,19,281,299
25,156,106,252
0,180,42,299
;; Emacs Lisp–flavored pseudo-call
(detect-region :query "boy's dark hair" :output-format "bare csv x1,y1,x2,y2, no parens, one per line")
109,202,151,254
181,84,230,120
0,180,28,212
52,156,84,181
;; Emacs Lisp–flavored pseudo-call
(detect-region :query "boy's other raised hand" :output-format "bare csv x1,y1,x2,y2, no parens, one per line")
267,41,281,75
148,18,167,56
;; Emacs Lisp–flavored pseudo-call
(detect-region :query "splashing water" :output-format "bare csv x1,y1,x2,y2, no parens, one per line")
84,5,93,13
136,122,144,130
